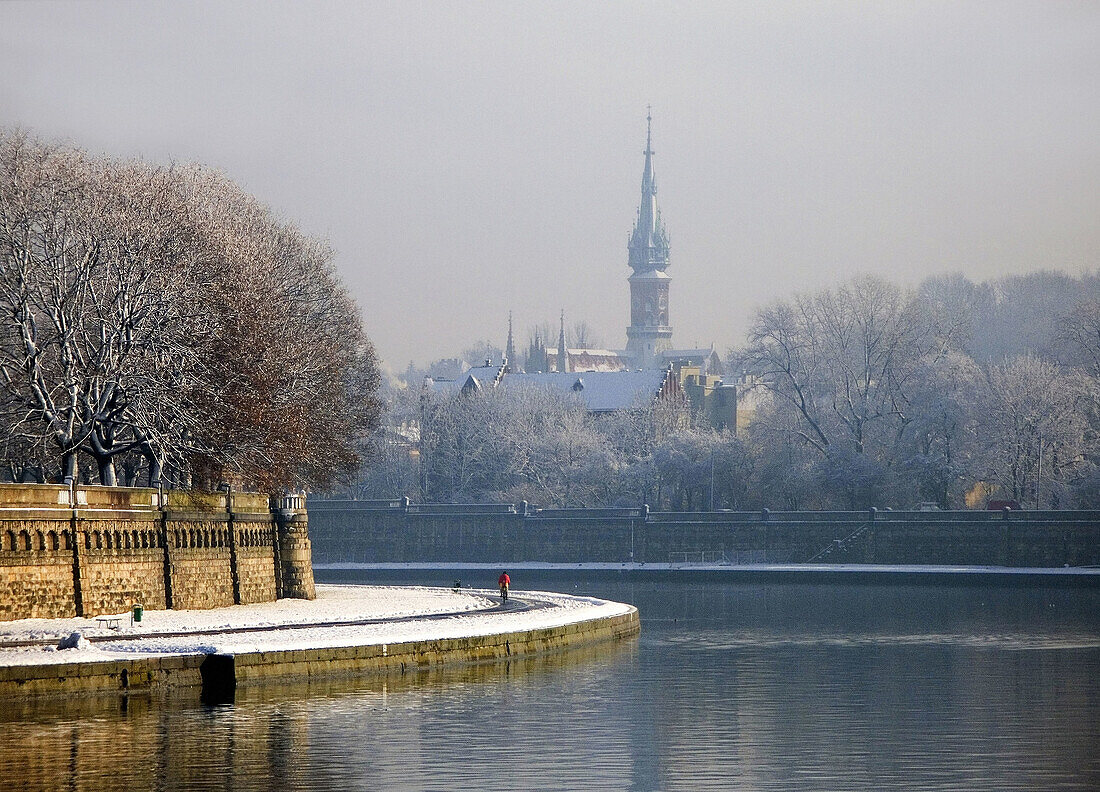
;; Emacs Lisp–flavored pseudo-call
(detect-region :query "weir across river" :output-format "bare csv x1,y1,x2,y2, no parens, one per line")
308,499,1100,567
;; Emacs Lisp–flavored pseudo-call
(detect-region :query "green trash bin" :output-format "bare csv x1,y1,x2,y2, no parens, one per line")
132,604,143,623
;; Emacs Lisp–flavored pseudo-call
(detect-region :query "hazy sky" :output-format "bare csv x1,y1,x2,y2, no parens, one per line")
2,2,1097,371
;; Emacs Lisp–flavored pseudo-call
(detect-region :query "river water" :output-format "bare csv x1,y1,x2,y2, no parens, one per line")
2,570,1098,791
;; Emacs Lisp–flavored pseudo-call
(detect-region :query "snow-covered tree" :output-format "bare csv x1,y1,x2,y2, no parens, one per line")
976,355,1096,508
0,128,381,492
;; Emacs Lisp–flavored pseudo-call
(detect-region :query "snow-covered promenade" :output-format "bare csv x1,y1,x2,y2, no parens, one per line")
0,585,639,696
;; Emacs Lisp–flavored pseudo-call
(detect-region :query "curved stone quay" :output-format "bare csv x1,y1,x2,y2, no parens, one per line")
0,584,639,698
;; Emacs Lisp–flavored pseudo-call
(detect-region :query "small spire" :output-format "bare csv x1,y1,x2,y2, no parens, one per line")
557,310,568,373
642,106,654,192
646,104,652,158
505,311,516,372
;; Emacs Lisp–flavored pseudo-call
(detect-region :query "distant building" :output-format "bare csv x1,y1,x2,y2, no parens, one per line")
678,364,734,430
521,314,630,374
423,361,506,397
623,110,673,370
660,348,723,377
504,369,682,414
425,113,770,432
424,361,683,416
517,112,677,376
557,349,630,373
676,367,769,435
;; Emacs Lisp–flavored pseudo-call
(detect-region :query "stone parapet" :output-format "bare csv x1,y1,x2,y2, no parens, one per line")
0,483,72,509
0,484,313,621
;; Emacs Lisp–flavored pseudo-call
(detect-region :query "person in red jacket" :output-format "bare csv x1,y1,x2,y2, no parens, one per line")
498,571,510,604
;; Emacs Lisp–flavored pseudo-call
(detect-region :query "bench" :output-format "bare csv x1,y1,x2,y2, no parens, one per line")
95,615,123,630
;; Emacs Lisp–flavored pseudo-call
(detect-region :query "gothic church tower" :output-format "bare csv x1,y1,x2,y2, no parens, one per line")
625,110,672,368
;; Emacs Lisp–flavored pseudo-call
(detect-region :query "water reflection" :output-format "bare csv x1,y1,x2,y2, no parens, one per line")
1,577,1098,792
0,640,638,792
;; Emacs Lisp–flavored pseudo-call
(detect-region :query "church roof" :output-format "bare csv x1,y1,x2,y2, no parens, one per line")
661,348,714,360
559,348,629,373
424,363,506,395
504,369,670,412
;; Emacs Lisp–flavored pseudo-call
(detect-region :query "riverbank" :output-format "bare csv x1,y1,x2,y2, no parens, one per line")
0,584,639,698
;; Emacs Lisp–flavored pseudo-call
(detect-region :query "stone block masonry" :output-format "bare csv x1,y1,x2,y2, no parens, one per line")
0,517,76,620
308,500,1100,568
0,484,315,621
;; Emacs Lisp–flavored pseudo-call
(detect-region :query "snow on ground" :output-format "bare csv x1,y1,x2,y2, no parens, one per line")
0,585,490,644
0,584,633,667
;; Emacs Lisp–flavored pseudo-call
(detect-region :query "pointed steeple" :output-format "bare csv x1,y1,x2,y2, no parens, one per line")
625,109,674,368
628,107,670,273
557,310,568,373
640,108,656,228
505,311,516,373
527,330,545,373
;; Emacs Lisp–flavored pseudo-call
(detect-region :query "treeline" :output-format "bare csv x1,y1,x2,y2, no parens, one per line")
350,270,1100,511
0,129,382,492
739,273,1100,510
349,381,696,507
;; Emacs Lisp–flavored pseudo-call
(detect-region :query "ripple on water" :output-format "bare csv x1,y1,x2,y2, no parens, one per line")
653,629,1100,652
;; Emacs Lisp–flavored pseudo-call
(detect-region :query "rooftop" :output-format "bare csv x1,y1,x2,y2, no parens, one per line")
504,369,670,412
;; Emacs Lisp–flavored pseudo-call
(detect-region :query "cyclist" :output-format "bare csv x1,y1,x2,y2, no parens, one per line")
498,571,511,604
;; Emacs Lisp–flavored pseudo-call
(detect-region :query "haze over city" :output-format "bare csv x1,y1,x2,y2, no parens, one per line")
2,1,1097,370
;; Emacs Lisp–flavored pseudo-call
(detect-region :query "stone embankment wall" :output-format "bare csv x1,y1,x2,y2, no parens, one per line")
0,484,315,621
0,607,640,698
308,499,1100,567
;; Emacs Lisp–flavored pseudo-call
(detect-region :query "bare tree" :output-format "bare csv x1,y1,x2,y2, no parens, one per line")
976,355,1095,507
176,165,382,492
742,276,938,458
1055,298,1100,379
0,129,382,492
0,132,205,483
900,351,982,507
569,321,603,349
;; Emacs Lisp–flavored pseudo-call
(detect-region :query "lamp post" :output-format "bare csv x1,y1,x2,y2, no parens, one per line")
1036,429,1043,510
709,446,715,511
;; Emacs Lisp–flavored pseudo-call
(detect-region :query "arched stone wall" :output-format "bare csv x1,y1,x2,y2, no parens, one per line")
0,484,308,620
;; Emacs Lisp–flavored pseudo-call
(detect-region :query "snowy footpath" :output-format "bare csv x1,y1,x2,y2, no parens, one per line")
0,584,634,668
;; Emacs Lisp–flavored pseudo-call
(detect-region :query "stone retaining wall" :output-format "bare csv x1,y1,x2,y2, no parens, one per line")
0,607,640,698
0,653,208,697
231,609,640,685
236,523,278,605
308,500,1100,567
0,484,314,621
80,547,168,615
0,546,76,620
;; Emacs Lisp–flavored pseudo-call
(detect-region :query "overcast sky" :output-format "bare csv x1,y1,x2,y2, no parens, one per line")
2,1,1097,371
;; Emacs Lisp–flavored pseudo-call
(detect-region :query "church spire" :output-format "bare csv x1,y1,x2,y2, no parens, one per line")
625,109,673,368
557,310,568,373
628,107,670,273
504,311,516,372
